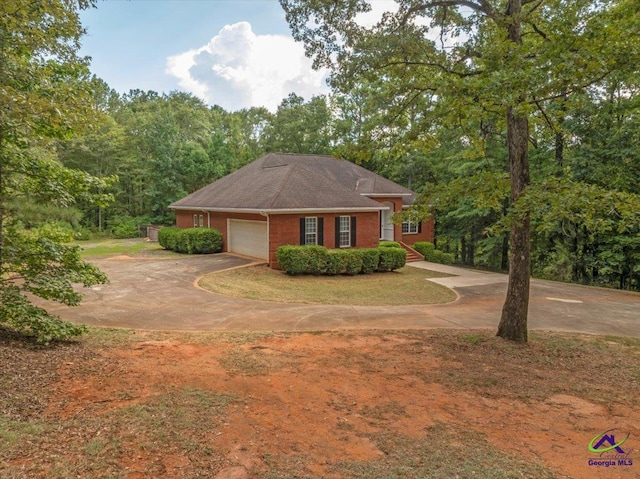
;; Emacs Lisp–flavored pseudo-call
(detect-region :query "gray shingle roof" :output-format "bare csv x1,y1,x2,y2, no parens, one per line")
170,153,415,212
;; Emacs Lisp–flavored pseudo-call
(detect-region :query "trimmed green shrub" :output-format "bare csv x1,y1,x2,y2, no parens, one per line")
377,247,406,271
277,246,410,275
276,245,308,275
433,250,455,265
326,250,348,275
157,227,170,249
158,227,223,254
378,241,403,249
413,241,455,265
158,227,179,251
183,228,223,254
304,246,329,275
359,248,380,274
343,250,364,275
413,241,435,257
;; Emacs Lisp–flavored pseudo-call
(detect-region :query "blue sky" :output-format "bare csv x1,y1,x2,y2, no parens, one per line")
79,0,330,111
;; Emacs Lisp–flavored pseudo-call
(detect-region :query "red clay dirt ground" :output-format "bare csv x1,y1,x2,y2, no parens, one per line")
2,328,639,479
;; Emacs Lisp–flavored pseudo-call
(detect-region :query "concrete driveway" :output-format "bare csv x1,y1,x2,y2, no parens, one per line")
48,254,640,337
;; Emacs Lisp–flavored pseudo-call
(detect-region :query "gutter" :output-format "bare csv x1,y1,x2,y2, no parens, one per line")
169,206,388,214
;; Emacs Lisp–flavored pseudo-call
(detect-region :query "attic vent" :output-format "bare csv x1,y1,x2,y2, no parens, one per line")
262,156,291,168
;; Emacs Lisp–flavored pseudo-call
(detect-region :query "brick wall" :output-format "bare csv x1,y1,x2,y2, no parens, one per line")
174,208,429,269
369,197,435,245
268,212,379,268
174,210,265,253
401,215,435,245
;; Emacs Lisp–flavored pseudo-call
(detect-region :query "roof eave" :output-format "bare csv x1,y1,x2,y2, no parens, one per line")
362,193,413,197
169,206,388,214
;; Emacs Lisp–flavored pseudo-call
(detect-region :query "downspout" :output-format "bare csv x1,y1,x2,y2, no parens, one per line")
260,211,270,266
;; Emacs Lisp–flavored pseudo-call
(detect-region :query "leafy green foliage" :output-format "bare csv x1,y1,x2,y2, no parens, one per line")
378,241,402,249
413,242,455,265
0,228,106,343
276,246,384,275
377,248,407,272
276,245,309,275
108,215,147,239
158,227,223,255
0,0,113,342
359,248,380,274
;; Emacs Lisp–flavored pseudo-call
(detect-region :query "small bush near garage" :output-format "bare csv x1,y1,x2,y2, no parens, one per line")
413,241,455,265
276,245,401,275
158,227,223,254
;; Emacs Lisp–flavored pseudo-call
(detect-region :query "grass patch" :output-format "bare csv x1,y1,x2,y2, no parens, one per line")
329,424,559,479
422,330,640,405
76,238,181,259
198,265,456,305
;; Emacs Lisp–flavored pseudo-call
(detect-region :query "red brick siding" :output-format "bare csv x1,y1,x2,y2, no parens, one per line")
175,208,428,269
268,212,379,269
369,197,435,245
173,210,266,253
400,215,435,244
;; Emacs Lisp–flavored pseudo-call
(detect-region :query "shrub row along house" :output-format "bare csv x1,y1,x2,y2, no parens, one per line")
169,153,433,268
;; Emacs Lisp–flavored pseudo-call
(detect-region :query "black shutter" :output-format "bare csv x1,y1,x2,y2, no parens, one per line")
350,217,357,246
300,218,305,245
418,221,422,233
335,217,340,247
318,218,324,246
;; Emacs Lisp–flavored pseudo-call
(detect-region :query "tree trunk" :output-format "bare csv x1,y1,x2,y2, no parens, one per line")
497,106,531,342
0,127,4,268
496,0,531,342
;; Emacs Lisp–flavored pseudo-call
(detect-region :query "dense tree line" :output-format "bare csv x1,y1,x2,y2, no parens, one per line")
54,66,640,296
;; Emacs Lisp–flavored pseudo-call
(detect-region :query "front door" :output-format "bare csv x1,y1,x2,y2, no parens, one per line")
381,203,394,241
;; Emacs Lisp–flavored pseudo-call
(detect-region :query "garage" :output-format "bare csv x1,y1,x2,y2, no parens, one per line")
228,219,268,260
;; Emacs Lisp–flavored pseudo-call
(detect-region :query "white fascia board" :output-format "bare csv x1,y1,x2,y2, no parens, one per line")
361,193,413,197
169,206,388,213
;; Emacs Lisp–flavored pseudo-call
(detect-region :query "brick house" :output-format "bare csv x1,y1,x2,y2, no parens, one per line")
169,153,434,268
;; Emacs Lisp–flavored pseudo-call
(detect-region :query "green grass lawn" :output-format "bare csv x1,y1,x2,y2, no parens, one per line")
198,264,457,305
76,238,178,258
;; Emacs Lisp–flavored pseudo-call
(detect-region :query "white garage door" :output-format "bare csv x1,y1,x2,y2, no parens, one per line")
228,220,268,259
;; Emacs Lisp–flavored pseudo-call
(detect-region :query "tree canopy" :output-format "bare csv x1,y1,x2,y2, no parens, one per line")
280,0,640,341
0,0,111,342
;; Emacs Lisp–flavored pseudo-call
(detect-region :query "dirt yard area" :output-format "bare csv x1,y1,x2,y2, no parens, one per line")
1,328,639,479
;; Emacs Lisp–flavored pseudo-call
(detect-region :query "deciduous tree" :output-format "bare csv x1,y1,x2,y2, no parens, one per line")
0,0,111,342
281,0,640,341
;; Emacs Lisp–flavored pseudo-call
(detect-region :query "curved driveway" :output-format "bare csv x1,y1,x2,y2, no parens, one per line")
48,254,640,337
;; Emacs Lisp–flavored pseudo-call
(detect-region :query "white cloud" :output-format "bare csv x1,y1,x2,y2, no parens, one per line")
166,22,329,112
355,0,399,27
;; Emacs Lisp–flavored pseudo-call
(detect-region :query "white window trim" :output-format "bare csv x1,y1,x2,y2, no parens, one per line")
305,217,317,245
402,220,419,234
193,214,198,228
339,215,351,248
